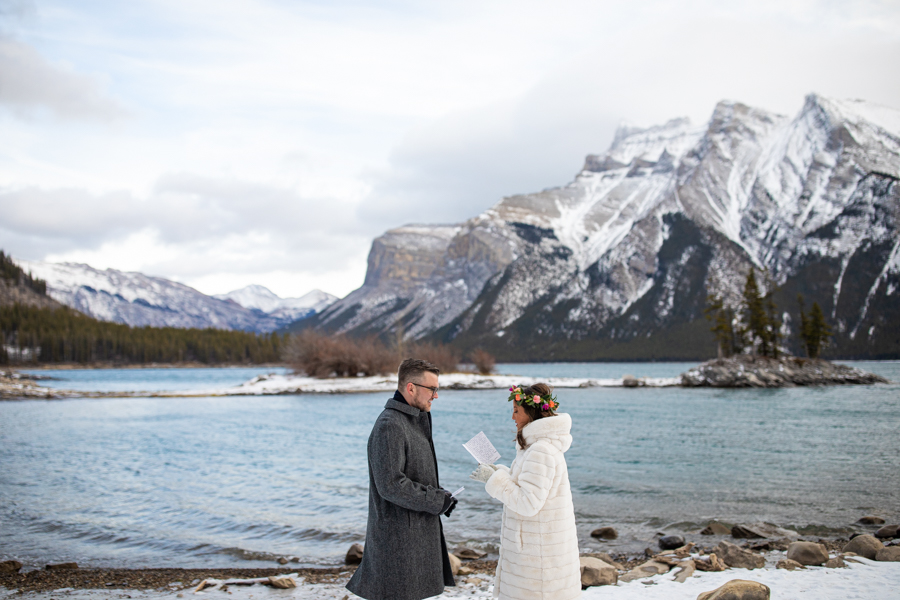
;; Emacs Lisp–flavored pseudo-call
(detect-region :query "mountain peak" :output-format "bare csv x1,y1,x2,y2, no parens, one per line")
311,93,900,360
214,285,337,317
808,93,900,140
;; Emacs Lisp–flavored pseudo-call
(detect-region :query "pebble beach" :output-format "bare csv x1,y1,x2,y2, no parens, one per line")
3,554,899,600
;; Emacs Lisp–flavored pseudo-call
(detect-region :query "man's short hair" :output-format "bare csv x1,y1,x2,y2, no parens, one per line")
398,358,440,388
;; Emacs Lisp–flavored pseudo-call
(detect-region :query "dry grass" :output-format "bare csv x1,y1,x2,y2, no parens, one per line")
284,331,460,378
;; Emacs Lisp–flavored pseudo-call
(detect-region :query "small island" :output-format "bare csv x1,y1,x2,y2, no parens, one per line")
681,269,890,388
681,355,888,387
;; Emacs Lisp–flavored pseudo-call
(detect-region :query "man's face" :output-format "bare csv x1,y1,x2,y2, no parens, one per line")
406,371,439,412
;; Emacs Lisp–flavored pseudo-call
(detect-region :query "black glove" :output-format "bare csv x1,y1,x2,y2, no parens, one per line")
441,492,458,517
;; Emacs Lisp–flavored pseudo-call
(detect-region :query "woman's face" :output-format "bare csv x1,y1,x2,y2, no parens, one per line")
512,402,531,430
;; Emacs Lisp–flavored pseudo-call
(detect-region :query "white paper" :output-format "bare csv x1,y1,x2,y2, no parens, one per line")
462,431,501,465
451,486,465,498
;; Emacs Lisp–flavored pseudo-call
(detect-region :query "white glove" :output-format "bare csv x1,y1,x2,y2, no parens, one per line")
470,464,496,483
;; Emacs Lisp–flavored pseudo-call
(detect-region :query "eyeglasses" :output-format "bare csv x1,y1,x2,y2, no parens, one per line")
411,382,439,398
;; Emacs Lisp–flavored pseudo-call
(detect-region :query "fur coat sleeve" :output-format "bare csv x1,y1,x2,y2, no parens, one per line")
484,441,557,517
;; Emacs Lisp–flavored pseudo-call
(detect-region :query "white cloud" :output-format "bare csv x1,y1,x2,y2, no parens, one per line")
1,0,898,301
40,228,370,298
0,173,372,297
362,9,900,228
0,35,127,120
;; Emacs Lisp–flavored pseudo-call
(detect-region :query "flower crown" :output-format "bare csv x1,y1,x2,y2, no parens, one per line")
508,385,558,412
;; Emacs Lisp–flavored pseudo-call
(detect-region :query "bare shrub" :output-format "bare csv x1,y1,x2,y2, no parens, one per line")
285,330,461,378
471,348,495,375
354,336,400,376
284,331,398,377
407,341,460,374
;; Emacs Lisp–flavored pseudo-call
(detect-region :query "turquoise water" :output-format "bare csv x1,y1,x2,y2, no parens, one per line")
1,363,898,570
20,366,291,393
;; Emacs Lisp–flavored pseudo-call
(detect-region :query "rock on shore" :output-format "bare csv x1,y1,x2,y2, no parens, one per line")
0,371,70,400
681,356,888,388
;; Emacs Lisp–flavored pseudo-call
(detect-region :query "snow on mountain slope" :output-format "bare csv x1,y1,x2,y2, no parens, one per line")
214,284,285,313
17,260,272,331
17,261,335,333
214,285,337,324
310,93,900,360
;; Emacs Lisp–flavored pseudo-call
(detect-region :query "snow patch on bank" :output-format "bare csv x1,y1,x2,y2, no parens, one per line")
3,559,898,600
197,372,682,396
584,557,900,600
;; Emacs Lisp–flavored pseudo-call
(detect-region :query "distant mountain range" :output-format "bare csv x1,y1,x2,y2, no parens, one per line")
214,284,337,325
298,94,900,360
16,260,337,333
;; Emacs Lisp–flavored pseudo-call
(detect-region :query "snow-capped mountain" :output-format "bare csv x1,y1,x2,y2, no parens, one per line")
17,261,336,333
214,285,337,326
305,94,900,360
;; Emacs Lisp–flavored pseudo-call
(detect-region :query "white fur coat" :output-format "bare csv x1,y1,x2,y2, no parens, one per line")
484,413,581,600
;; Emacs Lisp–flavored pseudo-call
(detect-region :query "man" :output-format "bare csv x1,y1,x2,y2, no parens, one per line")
346,358,457,600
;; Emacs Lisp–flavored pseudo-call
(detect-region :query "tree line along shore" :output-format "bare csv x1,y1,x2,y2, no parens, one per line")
1,304,286,366
0,250,887,374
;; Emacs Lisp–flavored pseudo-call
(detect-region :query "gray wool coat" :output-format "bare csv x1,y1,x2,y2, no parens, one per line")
346,393,455,600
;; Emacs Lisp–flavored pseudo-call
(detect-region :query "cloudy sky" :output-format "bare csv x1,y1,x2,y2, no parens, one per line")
1,0,898,299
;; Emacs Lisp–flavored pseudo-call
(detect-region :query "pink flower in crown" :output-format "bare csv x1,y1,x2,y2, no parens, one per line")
542,403,550,410
533,395,540,403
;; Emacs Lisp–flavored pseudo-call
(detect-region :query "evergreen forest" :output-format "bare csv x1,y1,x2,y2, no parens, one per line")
1,304,286,365
1,251,47,295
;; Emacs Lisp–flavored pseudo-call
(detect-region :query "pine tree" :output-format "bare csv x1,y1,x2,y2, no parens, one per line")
797,294,810,356
704,294,742,358
798,295,833,359
763,272,781,358
741,269,773,357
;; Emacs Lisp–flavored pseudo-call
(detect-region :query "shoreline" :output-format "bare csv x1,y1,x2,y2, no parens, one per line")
0,561,499,594
4,369,892,401
2,357,892,400
3,540,899,598
0,371,684,400
0,566,358,594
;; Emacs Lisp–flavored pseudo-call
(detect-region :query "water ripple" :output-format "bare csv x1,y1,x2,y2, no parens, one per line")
2,365,899,567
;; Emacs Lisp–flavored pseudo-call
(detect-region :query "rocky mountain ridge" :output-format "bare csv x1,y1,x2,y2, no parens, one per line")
16,260,336,333
301,94,900,360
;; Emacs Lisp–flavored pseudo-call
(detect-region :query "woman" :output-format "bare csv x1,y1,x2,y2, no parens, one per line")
470,383,581,600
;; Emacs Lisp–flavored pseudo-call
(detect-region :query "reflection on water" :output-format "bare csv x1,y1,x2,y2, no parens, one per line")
1,363,898,570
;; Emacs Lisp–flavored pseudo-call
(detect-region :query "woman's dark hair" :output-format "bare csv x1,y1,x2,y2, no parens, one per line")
515,383,557,449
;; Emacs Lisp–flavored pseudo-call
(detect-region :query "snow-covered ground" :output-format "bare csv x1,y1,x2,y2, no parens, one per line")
148,371,682,397
583,557,900,600
3,558,897,600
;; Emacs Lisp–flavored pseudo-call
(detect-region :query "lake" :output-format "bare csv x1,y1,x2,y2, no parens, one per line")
1,362,898,569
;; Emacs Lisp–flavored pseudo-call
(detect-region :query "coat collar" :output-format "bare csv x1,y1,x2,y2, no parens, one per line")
386,390,421,416
521,413,572,452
